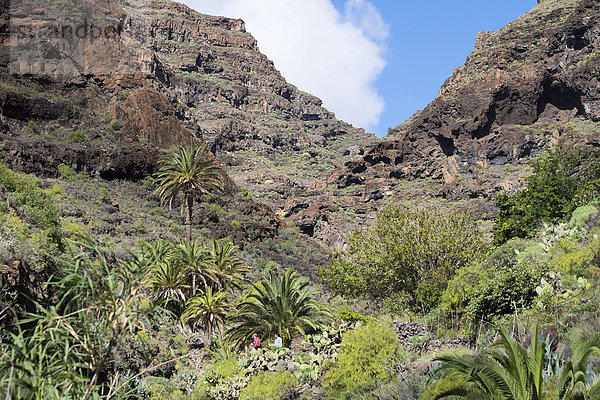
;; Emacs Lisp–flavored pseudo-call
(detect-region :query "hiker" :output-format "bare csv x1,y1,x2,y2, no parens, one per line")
251,333,261,349
272,334,282,348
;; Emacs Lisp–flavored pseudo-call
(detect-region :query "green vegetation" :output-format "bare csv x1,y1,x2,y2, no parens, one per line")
321,206,486,313
70,129,87,143
493,146,600,245
239,371,298,400
154,145,224,240
5,132,600,400
431,325,600,399
181,287,230,348
324,319,402,397
0,162,63,244
227,269,332,348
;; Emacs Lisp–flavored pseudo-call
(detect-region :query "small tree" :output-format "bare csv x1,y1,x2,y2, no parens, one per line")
154,145,223,241
205,239,249,292
320,206,486,313
173,239,216,297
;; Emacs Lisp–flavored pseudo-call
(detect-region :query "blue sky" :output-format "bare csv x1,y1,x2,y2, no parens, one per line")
345,0,536,136
185,0,537,136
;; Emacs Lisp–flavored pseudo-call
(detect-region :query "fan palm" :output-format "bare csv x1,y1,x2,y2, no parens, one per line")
226,269,332,349
154,145,223,240
431,325,600,400
181,287,230,349
206,239,249,291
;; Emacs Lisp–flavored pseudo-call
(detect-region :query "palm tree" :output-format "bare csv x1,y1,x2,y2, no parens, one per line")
149,260,188,311
154,145,223,240
206,239,249,292
226,269,332,349
173,239,217,297
430,325,600,400
181,287,230,349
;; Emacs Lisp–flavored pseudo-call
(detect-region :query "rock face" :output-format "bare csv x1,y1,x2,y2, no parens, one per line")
336,0,600,201
0,0,377,247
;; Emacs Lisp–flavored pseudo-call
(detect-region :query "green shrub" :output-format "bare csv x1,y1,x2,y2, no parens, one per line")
204,357,243,383
466,261,547,323
324,319,401,396
70,129,87,143
440,261,492,312
138,376,184,400
337,307,367,322
110,119,123,131
239,371,298,400
492,146,600,245
320,206,486,313
569,205,598,231
132,220,147,234
26,120,39,134
57,163,90,182
58,163,75,180
0,163,62,243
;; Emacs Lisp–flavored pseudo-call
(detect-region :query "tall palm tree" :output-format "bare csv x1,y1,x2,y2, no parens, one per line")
430,325,600,400
154,145,223,240
181,287,230,349
206,239,249,292
226,269,332,349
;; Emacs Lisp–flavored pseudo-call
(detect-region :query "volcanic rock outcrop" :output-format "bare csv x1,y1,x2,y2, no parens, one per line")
336,0,600,201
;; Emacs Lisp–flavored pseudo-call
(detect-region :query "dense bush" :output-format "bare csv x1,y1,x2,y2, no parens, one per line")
493,146,600,245
320,206,486,313
0,162,62,244
466,261,547,324
324,319,401,397
239,371,298,400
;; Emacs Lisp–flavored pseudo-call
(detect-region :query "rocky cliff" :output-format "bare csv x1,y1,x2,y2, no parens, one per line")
336,0,600,203
0,0,379,249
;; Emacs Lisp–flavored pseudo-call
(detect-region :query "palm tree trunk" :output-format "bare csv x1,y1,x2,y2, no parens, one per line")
206,320,212,349
184,194,193,241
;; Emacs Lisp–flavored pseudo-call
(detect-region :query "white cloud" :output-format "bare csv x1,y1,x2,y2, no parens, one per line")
178,0,388,130
343,0,390,42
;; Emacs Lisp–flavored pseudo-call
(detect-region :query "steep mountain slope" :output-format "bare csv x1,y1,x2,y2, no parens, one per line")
336,0,600,202
0,0,347,276
0,0,379,249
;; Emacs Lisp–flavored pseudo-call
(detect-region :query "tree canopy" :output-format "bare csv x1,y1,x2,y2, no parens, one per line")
320,206,487,313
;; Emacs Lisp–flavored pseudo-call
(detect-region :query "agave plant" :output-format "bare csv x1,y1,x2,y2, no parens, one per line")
226,269,332,349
